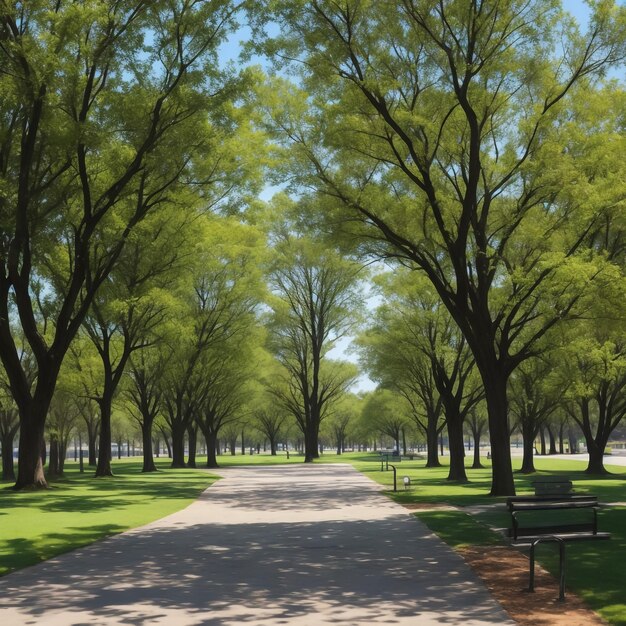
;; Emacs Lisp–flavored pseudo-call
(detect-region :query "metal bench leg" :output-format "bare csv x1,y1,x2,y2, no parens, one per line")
529,537,566,602
558,541,566,602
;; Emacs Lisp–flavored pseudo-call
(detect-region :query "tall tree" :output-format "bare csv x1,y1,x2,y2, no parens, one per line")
561,334,626,474
360,389,411,452
509,359,560,474
363,272,483,481
160,217,264,467
46,389,78,478
256,0,626,495
126,349,165,473
267,235,361,461
84,211,182,477
0,1,245,489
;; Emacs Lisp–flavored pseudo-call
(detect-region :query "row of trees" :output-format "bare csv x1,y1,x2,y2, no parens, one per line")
358,269,626,479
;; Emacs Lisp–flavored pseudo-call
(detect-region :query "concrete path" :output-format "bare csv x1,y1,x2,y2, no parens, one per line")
0,464,514,625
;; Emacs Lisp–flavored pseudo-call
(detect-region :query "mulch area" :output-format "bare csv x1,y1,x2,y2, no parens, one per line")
459,545,608,626
404,502,607,625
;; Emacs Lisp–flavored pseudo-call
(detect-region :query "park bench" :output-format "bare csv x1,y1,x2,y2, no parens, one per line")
531,476,574,496
506,493,610,600
379,451,401,470
506,496,605,541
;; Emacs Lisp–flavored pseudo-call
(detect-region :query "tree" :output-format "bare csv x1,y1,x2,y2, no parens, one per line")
0,1,246,489
561,334,626,474
84,209,183,477
126,349,165,472
465,406,488,470
197,353,252,468
46,390,78,478
324,393,361,455
361,389,411,452
256,0,626,495
509,359,560,473
267,234,362,461
357,275,450,468
364,272,483,481
160,217,264,467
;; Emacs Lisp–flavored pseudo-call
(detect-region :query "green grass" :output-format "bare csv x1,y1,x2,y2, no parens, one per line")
0,458,216,576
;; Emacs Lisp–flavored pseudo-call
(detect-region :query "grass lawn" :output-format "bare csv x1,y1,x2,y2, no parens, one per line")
0,458,216,576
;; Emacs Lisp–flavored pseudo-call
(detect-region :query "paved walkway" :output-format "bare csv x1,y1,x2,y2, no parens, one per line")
0,464,514,625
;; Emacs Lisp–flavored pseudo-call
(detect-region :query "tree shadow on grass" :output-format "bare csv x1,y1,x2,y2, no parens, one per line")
0,524,126,576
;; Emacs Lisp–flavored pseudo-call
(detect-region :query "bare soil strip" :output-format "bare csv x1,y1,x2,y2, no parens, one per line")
459,545,607,626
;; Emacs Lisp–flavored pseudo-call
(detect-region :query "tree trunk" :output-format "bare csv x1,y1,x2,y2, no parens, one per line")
48,436,60,477
472,435,482,469
95,397,113,477
59,439,67,474
270,437,277,455
425,422,441,467
141,420,157,472
187,425,197,468
519,422,537,474
446,415,467,482
170,422,186,468
1,433,16,481
205,432,219,468
14,408,47,490
470,422,483,469
303,420,320,463
586,445,608,474
547,425,557,455
87,426,98,466
483,376,515,496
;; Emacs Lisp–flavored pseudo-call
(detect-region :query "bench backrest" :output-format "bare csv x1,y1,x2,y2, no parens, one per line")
533,480,573,496
506,494,597,511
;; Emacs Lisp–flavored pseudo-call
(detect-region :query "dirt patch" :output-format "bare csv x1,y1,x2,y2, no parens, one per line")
459,545,607,626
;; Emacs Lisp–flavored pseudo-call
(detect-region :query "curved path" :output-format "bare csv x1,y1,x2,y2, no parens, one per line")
0,464,514,625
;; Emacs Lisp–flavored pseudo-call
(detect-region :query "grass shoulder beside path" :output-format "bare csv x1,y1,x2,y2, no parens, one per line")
0,459,216,576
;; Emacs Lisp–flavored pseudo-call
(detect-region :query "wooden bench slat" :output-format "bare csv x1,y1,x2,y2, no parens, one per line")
511,532,610,544
511,501,598,511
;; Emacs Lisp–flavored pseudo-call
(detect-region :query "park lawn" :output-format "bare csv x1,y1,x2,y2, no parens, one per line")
0,459,216,576
344,452,626,626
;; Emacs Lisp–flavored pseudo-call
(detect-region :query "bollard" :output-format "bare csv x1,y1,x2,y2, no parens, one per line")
389,464,397,491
